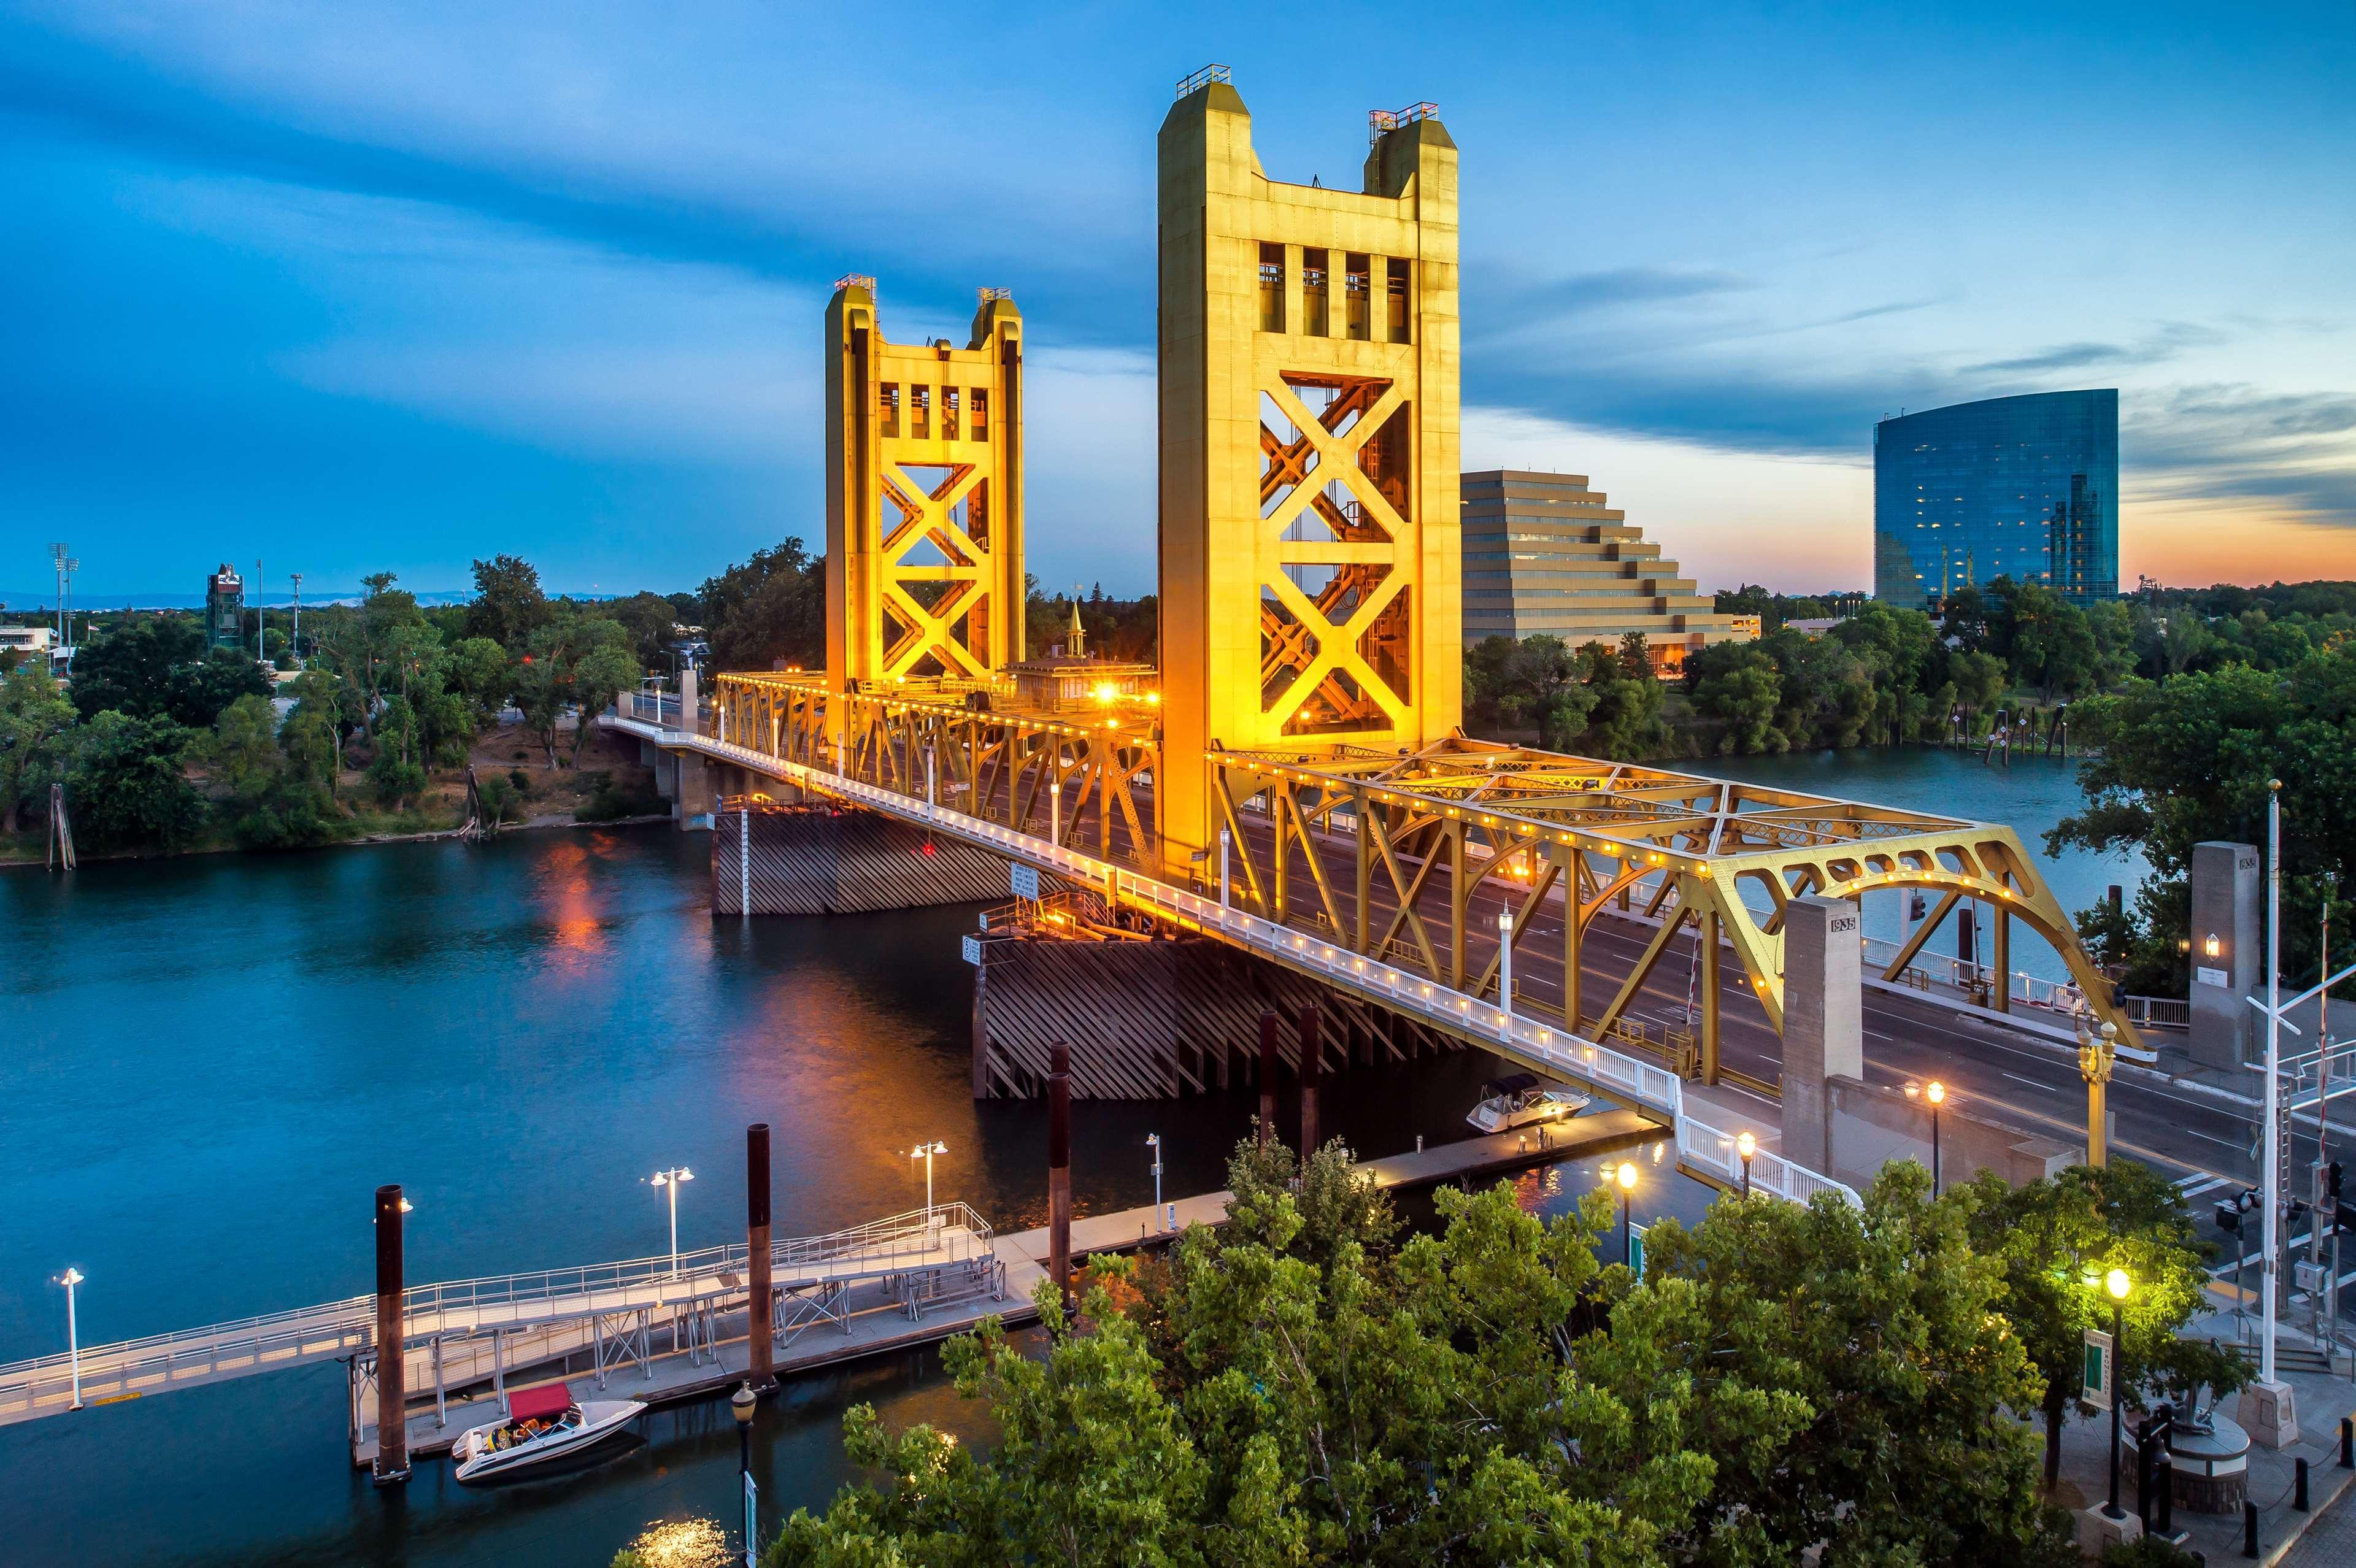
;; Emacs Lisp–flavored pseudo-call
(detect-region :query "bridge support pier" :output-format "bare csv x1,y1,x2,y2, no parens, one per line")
1781,898,1861,1177
747,1123,775,1393
714,803,1008,915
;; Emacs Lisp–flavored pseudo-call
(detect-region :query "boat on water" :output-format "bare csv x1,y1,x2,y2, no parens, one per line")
1466,1073,1590,1134
452,1382,644,1483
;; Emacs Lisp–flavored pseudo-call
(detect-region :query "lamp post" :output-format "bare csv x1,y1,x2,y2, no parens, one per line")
907,1140,945,1224
1145,1134,1165,1228
56,1267,85,1410
732,1380,758,1568
2104,1269,2132,1521
1736,1131,1756,1199
1904,1080,1948,1193
2079,1020,2118,1168
1218,827,1231,907
1615,1161,1639,1269
1050,779,1061,846
1498,906,1515,1026
647,1166,694,1276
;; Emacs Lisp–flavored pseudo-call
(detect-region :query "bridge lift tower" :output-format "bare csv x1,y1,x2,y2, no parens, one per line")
1155,70,1463,881
825,277,1028,702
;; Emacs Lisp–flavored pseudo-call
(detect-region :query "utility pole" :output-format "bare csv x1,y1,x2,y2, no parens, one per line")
50,544,66,650
290,573,303,667
255,558,266,665
2265,782,2282,1389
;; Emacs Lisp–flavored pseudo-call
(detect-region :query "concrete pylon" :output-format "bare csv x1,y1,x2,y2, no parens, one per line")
1257,1010,1280,1151
1298,1002,1322,1158
371,1184,410,1486
2188,840,2261,1069
1781,897,1862,1175
1048,1041,1072,1310
746,1124,774,1392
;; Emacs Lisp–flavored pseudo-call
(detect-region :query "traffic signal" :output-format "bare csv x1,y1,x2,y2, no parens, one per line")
2215,1203,2241,1234
2330,1162,2345,1202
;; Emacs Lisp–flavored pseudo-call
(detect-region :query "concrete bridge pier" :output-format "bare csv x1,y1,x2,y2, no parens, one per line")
711,801,1007,915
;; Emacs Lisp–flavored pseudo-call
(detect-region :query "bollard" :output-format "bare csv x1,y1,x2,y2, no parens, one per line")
1297,1003,1322,1159
2244,1497,2259,1558
2341,1414,2353,1468
2294,1455,2308,1511
1048,1041,1072,1310
1257,1012,1280,1151
2154,1458,2173,1536
372,1184,410,1486
747,1123,775,1392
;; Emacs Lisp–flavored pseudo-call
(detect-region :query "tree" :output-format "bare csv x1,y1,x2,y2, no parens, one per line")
1960,1164,2247,1486
569,644,643,763
1579,640,1669,758
766,1147,2080,1568
204,693,282,800
68,617,272,729
69,710,205,853
445,637,513,726
511,615,635,767
0,666,77,834
701,539,825,672
1688,644,1784,754
466,554,552,649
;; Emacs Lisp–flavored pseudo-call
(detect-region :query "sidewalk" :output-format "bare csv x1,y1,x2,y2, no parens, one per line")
2052,1308,2356,1562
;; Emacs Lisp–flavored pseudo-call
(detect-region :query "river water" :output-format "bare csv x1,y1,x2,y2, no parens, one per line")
0,745,2136,1564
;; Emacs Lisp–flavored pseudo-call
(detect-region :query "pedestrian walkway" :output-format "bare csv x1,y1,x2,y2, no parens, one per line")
2050,1307,2356,1563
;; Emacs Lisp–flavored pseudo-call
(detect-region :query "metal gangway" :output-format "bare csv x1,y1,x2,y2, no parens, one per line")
606,704,1860,1215
0,1202,1001,1429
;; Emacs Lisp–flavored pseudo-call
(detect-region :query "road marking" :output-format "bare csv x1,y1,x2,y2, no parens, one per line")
2181,1126,2244,1148
1863,1028,1894,1042
2177,1175,2230,1199
2001,1072,2047,1089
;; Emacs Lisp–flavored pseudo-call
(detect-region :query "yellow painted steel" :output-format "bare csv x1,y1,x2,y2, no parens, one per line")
825,280,1026,698
1156,82,1461,879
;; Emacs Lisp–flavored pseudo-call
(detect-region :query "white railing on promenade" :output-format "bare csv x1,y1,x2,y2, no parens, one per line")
1677,1116,1861,1209
0,1201,993,1425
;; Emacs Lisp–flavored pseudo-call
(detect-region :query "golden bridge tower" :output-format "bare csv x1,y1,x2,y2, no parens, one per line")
825,277,1027,692
1155,69,1462,877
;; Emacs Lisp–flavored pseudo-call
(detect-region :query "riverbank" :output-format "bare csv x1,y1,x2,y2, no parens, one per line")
0,722,665,867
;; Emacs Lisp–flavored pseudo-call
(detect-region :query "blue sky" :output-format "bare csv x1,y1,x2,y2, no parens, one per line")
4,1,2351,603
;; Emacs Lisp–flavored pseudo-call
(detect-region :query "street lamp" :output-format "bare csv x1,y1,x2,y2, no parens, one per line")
1736,1131,1757,1199
1145,1134,1165,1229
1498,905,1515,1024
1614,1161,1639,1269
647,1166,694,1276
2103,1269,2131,1521
56,1267,85,1410
1904,1080,1948,1193
2203,932,2221,960
907,1141,945,1224
732,1380,758,1568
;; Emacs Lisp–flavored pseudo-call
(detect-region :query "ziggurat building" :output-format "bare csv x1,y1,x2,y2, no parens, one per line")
1460,469,1751,675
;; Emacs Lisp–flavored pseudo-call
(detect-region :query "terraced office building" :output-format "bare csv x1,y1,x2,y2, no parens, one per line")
1460,469,1751,674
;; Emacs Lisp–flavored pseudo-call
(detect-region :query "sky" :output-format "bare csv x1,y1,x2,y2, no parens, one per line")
2,1,2352,604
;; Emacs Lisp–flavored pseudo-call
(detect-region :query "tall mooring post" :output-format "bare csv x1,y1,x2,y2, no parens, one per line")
1298,1002,1323,1158
825,277,1026,734
1257,1009,1281,1150
371,1183,410,1486
1155,71,1462,880
1048,1041,1072,1310
746,1123,775,1392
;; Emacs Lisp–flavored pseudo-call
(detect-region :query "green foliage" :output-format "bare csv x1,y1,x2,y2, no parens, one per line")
69,616,273,728
701,538,825,672
509,615,637,766
1690,647,1782,753
474,770,518,827
1961,1162,2245,1486
1026,582,1160,664
2103,1534,2202,1567
0,665,77,833
1461,635,1595,749
576,769,664,823
1579,639,1669,758
771,1149,2078,1568
465,554,553,648
68,710,205,853
445,636,512,721
2050,639,2355,975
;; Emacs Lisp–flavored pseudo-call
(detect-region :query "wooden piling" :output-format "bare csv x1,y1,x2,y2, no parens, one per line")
372,1185,409,1486
1048,1042,1072,1309
1257,1010,1280,1150
1298,1002,1322,1158
747,1123,774,1391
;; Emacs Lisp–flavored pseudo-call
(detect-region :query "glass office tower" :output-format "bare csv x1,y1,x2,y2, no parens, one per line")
1872,390,2118,607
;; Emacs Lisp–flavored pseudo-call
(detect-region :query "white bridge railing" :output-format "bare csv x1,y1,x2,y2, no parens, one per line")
0,1202,995,1426
618,711,1859,1213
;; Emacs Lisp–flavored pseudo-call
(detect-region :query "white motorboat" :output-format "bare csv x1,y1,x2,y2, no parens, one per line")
452,1383,644,1483
1466,1073,1590,1134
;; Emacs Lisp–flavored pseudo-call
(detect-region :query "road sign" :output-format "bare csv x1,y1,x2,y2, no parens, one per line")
744,1472,758,1568
2082,1328,2114,1411
1011,864,1041,900
961,935,982,966
1629,1221,1648,1280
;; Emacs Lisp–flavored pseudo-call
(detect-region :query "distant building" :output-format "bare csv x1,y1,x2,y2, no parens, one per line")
1872,390,2118,608
1783,617,1847,638
0,625,55,656
1460,469,1752,676
206,564,245,650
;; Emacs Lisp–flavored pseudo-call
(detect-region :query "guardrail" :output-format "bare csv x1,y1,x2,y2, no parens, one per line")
0,1201,995,1424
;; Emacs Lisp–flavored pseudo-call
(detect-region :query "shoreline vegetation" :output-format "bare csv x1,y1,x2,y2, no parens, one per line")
7,558,2349,988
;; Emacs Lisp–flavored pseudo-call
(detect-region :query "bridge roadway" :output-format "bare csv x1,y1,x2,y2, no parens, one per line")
623,709,2270,1197
609,711,1852,1209
0,1204,997,1429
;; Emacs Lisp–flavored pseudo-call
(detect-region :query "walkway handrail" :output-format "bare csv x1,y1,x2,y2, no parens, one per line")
0,1201,995,1423
1677,1116,1861,1209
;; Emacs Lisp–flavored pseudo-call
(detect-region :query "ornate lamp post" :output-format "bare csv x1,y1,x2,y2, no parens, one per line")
2103,1269,2132,1521
1614,1161,1639,1269
732,1380,758,1567
2079,1020,2119,1169
1736,1131,1756,1199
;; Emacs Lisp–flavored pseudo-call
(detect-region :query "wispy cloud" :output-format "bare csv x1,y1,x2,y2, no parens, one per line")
1965,321,2227,375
